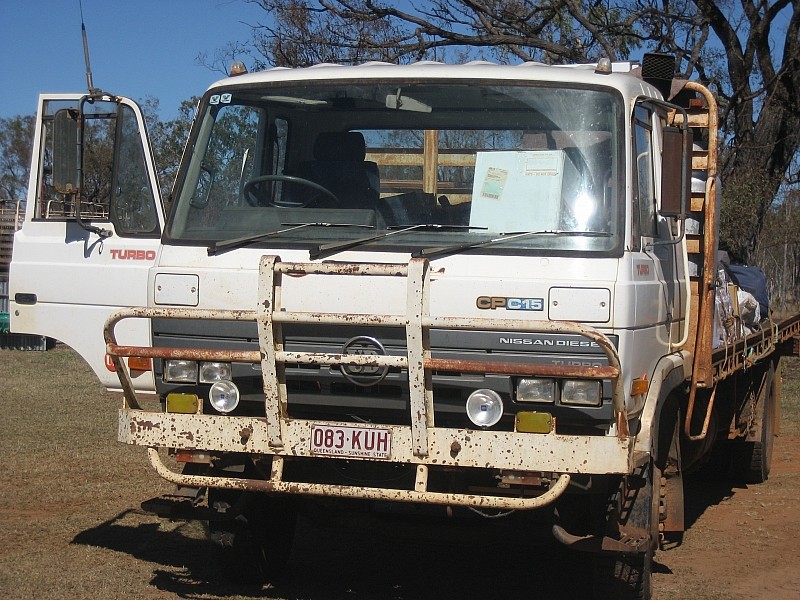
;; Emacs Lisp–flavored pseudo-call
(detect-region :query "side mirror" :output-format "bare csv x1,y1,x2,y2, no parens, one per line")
51,99,115,238
660,125,691,218
190,163,215,208
52,109,81,194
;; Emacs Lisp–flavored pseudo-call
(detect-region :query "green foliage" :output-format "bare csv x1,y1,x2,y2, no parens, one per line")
140,96,197,198
754,189,800,312
719,169,777,264
0,114,34,202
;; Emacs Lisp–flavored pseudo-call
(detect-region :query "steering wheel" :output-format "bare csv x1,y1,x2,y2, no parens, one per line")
242,174,340,208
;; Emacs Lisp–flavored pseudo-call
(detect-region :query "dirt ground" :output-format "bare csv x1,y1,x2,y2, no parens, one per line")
653,435,800,599
1,347,799,599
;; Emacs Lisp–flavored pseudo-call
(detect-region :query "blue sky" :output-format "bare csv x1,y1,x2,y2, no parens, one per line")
2,1,793,122
0,0,267,119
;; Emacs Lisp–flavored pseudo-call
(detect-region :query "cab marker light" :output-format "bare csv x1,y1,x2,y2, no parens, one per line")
631,375,649,397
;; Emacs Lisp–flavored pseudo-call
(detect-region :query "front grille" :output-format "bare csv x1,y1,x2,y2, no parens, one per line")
152,318,615,431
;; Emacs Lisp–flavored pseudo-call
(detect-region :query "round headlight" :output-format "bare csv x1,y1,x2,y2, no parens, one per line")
466,389,504,428
209,380,240,414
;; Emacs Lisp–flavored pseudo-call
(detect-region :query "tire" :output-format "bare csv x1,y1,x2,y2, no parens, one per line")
592,462,660,600
593,551,651,600
733,362,777,484
208,490,297,585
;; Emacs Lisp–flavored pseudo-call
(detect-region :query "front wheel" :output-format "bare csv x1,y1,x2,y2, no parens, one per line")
591,462,660,600
593,551,652,600
208,489,297,584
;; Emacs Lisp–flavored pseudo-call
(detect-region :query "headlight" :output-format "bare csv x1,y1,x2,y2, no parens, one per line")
562,380,602,406
516,378,555,403
466,389,504,428
209,380,240,413
199,361,232,383
163,359,198,383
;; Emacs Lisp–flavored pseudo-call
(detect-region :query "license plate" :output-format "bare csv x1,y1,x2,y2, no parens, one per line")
310,424,392,459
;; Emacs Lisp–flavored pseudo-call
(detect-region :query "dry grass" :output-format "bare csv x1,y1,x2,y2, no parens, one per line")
780,356,800,435
1,347,799,599
0,347,229,600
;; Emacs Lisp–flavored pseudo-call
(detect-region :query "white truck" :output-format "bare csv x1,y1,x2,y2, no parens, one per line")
10,54,800,598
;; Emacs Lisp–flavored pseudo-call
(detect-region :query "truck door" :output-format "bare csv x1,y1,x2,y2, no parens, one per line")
10,94,164,391
632,102,687,348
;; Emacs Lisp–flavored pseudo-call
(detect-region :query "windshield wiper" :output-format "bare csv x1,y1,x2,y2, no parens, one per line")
413,229,611,261
208,222,373,256
310,224,486,260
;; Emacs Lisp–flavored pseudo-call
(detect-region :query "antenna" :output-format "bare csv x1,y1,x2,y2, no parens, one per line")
80,0,100,96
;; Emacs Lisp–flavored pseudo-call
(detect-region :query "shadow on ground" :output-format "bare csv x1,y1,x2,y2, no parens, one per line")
73,505,592,599
682,461,744,531
71,466,749,600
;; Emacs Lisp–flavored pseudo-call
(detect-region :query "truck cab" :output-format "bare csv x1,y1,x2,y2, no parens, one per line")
150,60,690,433
12,58,707,597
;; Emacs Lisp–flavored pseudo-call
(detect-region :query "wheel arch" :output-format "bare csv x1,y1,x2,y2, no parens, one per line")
634,351,690,463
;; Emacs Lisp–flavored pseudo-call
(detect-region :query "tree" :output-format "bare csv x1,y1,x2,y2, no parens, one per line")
643,0,800,263
0,115,35,204
238,0,800,262
1,97,193,217
141,96,197,197
755,188,800,311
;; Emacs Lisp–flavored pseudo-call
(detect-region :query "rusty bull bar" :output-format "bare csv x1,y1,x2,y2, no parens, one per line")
107,256,632,509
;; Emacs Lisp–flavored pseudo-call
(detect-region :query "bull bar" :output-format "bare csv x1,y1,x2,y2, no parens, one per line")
107,256,634,510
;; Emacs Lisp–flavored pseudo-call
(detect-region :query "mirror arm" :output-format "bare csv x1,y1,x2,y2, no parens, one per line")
646,215,686,249
76,206,113,238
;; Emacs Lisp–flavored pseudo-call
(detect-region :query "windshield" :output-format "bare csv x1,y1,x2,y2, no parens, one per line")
168,80,622,256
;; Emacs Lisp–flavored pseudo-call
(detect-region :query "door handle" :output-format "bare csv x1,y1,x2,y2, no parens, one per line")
14,293,37,305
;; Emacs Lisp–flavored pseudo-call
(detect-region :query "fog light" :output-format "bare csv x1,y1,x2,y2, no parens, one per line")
466,389,504,428
166,392,200,414
562,380,602,406
164,359,198,383
199,361,232,383
209,380,240,413
515,411,554,434
517,378,555,403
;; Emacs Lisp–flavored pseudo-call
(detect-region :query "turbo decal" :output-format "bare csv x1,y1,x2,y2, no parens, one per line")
110,249,157,260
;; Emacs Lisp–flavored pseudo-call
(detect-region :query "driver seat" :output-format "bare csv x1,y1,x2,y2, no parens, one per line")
297,132,380,208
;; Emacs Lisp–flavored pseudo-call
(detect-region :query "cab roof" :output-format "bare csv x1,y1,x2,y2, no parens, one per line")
206,60,663,101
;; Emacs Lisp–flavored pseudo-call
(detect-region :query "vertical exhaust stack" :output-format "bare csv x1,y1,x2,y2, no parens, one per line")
641,53,676,99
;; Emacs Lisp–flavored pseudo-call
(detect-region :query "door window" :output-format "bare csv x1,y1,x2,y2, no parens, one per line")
111,105,159,235
35,99,160,237
633,105,657,239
